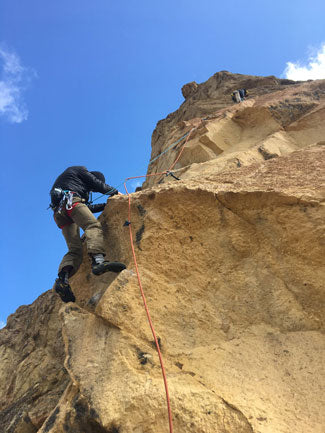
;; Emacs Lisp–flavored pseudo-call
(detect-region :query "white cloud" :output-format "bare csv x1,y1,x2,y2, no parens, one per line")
129,179,143,192
0,320,5,329
0,44,36,123
284,43,325,81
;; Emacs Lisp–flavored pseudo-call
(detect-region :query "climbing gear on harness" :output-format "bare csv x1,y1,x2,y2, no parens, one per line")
65,191,74,210
49,188,76,212
50,188,64,208
91,254,126,275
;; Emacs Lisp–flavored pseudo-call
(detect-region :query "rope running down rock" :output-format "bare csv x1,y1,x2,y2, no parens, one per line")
122,125,198,433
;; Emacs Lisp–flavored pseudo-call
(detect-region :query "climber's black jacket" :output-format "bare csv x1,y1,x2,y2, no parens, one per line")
50,166,116,207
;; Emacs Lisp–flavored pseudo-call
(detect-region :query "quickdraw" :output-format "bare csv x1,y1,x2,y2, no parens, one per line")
50,188,76,213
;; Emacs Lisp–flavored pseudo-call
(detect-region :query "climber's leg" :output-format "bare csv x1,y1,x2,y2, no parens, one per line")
59,223,83,276
69,203,126,275
54,267,76,303
91,253,126,275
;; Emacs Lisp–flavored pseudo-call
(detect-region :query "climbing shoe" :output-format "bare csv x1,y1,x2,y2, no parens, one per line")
54,279,76,303
92,261,126,275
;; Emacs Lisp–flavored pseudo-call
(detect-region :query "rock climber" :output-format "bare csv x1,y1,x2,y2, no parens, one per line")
231,90,241,103
49,166,126,303
238,88,248,100
231,88,248,103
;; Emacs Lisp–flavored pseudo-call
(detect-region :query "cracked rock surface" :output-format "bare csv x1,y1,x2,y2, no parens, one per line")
0,72,324,433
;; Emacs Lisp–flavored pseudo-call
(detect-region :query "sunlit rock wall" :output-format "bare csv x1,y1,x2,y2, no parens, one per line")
1,72,324,433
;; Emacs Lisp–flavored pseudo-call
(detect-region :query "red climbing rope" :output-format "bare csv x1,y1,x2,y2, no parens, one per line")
124,175,173,433
122,127,198,432
157,127,196,184
168,127,196,171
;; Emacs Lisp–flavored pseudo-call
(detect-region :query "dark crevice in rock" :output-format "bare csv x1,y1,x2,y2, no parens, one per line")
43,407,60,432
220,398,254,432
136,224,145,250
62,393,115,433
258,146,278,160
137,204,147,216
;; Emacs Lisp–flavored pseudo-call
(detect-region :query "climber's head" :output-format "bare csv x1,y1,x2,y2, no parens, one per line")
90,171,106,183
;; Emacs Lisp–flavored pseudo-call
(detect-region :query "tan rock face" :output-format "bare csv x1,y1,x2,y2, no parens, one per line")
145,72,325,189
0,292,69,432
1,72,324,433
181,81,199,99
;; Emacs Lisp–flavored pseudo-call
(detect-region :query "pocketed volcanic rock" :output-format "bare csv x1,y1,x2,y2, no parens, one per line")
1,72,324,433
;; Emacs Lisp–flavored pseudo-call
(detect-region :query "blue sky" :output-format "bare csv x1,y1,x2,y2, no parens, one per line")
1,0,325,326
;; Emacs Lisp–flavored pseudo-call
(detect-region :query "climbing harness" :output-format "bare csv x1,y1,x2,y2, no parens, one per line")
49,188,75,212
65,191,75,210
48,186,123,211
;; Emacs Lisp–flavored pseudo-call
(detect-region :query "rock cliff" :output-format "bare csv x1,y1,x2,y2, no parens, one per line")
1,71,324,433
